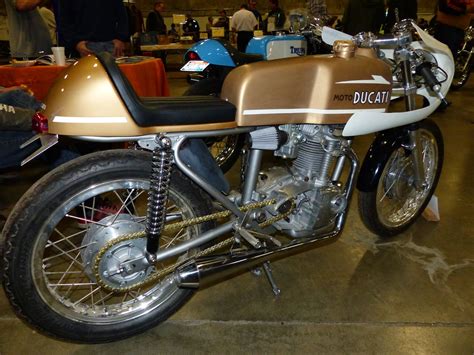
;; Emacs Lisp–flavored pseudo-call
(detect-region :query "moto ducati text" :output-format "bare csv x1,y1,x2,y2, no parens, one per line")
1,22,454,343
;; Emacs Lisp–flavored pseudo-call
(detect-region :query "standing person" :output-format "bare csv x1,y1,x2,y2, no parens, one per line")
214,9,230,39
231,4,258,52
341,0,385,35
248,0,263,29
384,0,418,33
3,0,53,58
266,0,286,32
58,0,129,58
146,1,166,34
183,13,200,41
38,0,56,45
434,0,474,59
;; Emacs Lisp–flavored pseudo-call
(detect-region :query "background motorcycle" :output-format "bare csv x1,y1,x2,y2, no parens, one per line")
183,19,330,173
451,25,473,89
1,22,453,343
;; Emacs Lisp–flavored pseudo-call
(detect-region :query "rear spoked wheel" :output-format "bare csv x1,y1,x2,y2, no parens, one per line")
2,150,213,343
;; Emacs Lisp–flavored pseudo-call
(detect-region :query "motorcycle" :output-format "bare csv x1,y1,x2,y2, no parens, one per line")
451,25,473,90
1,21,453,343
182,19,330,173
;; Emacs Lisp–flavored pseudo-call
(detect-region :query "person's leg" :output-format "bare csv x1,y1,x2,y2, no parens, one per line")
86,41,115,56
0,131,38,169
0,131,79,170
0,90,43,110
434,23,465,60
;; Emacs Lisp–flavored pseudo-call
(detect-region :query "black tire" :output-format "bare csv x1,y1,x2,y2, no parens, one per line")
184,78,245,174
358,119,444,237
2,149,213,343
451,50,472,90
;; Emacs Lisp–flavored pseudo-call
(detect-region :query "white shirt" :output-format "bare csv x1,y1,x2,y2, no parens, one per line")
231,8,258,32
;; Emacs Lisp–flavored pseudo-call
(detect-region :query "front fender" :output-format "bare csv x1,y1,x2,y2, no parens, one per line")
357,128,408,192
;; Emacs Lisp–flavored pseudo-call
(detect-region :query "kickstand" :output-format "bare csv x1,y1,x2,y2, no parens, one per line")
262,261,281,297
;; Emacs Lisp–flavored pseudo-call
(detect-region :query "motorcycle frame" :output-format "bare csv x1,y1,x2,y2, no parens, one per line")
110,127,359,266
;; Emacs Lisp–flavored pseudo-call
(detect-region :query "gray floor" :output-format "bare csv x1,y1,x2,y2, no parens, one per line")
0,72,473,354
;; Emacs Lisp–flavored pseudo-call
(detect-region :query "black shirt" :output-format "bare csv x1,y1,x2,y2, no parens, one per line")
59,0,129,54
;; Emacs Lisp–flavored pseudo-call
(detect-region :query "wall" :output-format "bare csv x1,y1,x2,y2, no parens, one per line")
136,0,437,18
0,0,437,42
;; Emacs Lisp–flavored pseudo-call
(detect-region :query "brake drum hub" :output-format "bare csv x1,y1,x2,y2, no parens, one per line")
81,214,152,289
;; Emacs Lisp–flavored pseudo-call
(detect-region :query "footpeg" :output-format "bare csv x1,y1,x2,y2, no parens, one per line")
263,261,281,297
235,225,262,249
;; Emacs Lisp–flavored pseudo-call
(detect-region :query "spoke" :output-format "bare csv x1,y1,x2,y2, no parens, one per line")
44,241,85,269
47,228,87,249
162,227,187,249
44,271,83,275
43,241,96,262
47,250,82,292
73,286,101,306
65,212,111,228
94,289,115,306
49,282,97,287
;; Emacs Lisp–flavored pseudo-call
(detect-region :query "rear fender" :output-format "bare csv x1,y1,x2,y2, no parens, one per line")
185,39,236,67
357,127,409,192
179,138,230,194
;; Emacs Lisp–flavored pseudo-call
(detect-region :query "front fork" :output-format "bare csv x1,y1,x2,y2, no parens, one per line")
401,58,425,190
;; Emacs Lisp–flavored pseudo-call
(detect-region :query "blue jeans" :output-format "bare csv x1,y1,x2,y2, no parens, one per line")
0,88,43,111
86,41,115,55
0,131,79,170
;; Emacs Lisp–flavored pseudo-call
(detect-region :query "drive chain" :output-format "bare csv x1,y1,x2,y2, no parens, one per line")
93,199,294,293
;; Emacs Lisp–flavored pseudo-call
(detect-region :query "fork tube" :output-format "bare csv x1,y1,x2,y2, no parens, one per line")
400,57,425,189
400,59,416,111
241,149,263,204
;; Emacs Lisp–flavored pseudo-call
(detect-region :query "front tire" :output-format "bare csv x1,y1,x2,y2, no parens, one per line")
2,149,213,343
358,120,444,237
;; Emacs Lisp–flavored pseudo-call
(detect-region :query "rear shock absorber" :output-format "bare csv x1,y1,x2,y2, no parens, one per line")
146,135,173,255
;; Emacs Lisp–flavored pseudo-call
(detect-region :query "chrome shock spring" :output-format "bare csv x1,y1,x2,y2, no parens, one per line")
146,136,173,255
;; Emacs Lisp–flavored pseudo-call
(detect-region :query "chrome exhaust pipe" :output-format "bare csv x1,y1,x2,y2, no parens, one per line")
175,229,341,289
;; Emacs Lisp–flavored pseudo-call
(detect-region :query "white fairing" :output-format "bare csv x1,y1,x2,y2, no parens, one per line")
267,40,308,60
321,26,352,46
321,25,455,137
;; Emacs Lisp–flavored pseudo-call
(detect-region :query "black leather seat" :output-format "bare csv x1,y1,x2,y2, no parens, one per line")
96,52,236,127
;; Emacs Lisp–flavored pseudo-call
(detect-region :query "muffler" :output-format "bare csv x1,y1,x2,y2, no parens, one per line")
174,229,341,289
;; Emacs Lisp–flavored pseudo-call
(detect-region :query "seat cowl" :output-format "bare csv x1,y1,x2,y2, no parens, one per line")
97,52,236,127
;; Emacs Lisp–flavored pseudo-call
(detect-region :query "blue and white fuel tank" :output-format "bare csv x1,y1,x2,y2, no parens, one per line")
246,34,308,60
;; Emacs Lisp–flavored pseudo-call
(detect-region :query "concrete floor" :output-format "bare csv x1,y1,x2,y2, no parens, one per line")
0,72,473,354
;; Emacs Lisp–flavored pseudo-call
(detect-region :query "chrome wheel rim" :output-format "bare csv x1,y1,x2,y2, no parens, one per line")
32,178,198,324
376,129,438,228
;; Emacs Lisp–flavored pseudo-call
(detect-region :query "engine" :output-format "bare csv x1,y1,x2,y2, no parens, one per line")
253,124,349,238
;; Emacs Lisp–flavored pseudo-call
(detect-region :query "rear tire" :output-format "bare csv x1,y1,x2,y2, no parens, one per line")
2,149,213,343
358,120,443,237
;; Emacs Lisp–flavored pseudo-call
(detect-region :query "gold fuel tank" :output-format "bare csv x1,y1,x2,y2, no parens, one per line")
220,44,393,126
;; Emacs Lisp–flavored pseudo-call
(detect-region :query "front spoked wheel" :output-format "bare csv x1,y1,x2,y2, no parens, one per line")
2,149,213,343
358,119,444,237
